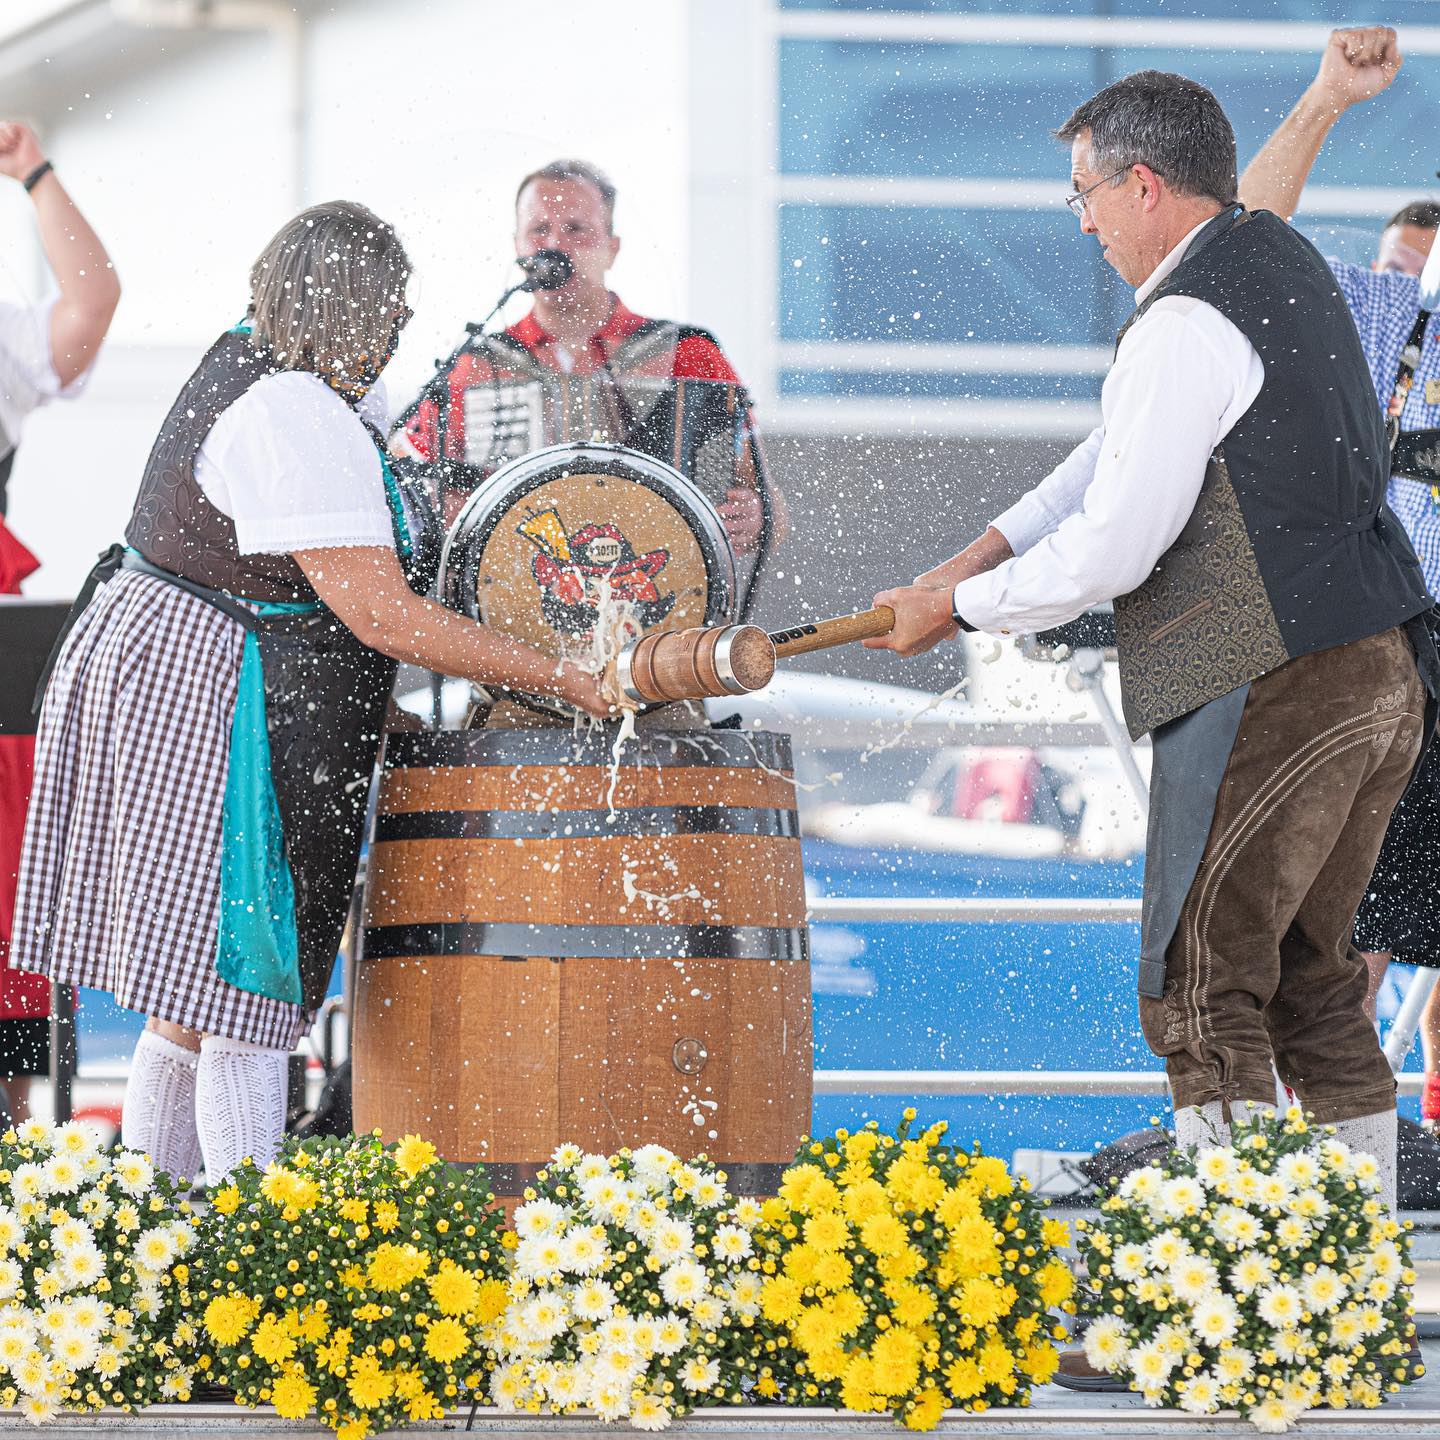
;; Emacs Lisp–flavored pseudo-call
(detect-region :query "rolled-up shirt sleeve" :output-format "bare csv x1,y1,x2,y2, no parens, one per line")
990,425,1103,556
952,299,1259,634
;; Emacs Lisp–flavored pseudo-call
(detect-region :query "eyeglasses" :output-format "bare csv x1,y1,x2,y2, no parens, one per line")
1064,165,1131,218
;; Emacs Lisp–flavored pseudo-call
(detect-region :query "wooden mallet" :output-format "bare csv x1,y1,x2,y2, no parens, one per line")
613,606,896,705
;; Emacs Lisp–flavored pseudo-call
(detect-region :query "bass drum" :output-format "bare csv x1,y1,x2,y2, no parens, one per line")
439,442,735,717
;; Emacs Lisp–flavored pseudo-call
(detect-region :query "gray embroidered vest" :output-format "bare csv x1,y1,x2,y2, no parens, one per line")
1112,207,1431,738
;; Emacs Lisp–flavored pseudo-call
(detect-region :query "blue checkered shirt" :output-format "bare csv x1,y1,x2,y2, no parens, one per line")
1329,258,1440,591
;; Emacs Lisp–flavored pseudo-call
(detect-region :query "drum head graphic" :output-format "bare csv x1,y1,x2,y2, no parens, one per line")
439,443,736,717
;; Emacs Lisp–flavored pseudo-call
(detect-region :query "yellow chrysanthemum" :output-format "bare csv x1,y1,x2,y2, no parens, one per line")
203,1294,258,1347
211,1186,241,1216
270,1372,317,1420
905,1387,946,1431
423,1317,470,1364
393,1135,437,1179
427,1262,482,1317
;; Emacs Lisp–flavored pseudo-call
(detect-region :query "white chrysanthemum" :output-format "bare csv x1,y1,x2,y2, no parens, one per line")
514,1235,565,1280
1230,1252,1271,1294
630,1393,671,1431
1191,1294,1240,1345
1274,1216,1312,1252
49,1218,94,1255
650,1217,696,1261
594,1346,644,1387
725,1274,762,1318
1277,1153,1320,1189
559,1227,609,1276
680,1356,720,1393
578,1174,626,1218
546,1364,582,1407
1319,1138,1352,1170
1128,1339,1177,1386
1169,1254,1220,1302
513,1198,566,1240
659,1259,707,1309
1365,1274,1396,1302
629,1318,659,1357
1111,1242,1149,1281
692,1176,726,1209
17,1395,56,1425
690,1294,724,1329
1355,1304,1388,1337
1288,1189,1330,1222
1323,1353,1354,1382
1351,1153,1382,1190
732,1197,763,1228
575,1154,611,1183
15,1120,48,1148
1118,1166,1163,1203
1366,1240,1402,1280
9,1164,46,1204
630,1144,677,1184
1327,1312,1364,1349
591,1380,627,1422
0,1258,21,1302
1252,1396,1303,1433
654,1314,688,1355
490,1362,529,1408
517,1295,569,1342
1146,1231,1191,1269
62,1296,105,1334
13,1350,53,1398
1216,1348,1255,1383
53,1327,100,1371
712,1223,752,1262
50,1123,97,1163
1158,1176,1206,1218
1194,1147,1238,1187
1153,1322,1192,1356
1210,1204,1261,1247
0,1206,21,1253
550,1143,583,1170
112,1203,140,1234
1271,1328,1305,1363
1082,1315,1129,1371
0,1327,29,1367
111,1152,153,1198
1177,1373,1221,1415
569,1278,617,1321
135,1227,179,1272
60,1244,104,1289
628,1202,663,1242
1302,1266,1346,1313
1257,1282,1303,1328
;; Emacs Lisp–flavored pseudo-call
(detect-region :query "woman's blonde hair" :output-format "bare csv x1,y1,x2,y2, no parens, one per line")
248,200,411,377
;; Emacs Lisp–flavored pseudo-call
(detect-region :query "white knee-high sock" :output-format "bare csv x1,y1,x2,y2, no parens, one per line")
1173,1099,1276,1154
121,1031,203,1183
195,1035,289,1184
1332,1107,1398,1217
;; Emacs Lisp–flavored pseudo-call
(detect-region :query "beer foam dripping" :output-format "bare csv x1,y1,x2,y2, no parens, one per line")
554,574,641,815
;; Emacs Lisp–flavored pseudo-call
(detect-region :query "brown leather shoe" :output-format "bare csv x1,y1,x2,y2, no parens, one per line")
1052,1348,1131,1393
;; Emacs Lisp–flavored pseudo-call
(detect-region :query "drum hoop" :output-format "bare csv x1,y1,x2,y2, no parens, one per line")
437,442,737,719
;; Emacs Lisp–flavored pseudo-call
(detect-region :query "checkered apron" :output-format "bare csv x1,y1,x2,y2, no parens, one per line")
10,569,309,1050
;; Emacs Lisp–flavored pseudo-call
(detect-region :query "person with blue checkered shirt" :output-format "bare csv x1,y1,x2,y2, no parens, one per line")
1242,24,1440,1127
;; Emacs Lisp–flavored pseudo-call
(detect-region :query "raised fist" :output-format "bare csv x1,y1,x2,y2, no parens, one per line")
1312,26,1402,110
0,122,45,183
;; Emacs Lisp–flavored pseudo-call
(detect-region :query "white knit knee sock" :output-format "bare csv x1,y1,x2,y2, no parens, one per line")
195,1036,289,1184
1332,1107,1398,1217
121,1031,202,1184
1173,1099,1276,1154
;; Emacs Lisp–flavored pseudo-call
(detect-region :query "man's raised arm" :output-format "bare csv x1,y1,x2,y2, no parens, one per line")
1238,27,1400,219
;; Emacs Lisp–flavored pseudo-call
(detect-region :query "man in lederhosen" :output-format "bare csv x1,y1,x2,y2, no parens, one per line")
1239,25,1440,1129
869,67,1436,1253
390,158,787,598
0,121,118,1121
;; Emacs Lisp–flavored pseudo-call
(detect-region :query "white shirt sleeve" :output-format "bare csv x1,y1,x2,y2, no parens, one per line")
990,425,1103,556
194,371,396,555
0,296,85,446
952,296,1264,633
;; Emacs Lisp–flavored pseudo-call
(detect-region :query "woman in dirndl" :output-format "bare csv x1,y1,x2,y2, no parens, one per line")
9,201,608,1184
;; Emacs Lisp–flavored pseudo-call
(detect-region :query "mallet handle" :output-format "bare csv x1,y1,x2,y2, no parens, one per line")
768,606,895,658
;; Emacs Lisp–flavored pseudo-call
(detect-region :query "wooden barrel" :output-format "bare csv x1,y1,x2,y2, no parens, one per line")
353,727,811,1201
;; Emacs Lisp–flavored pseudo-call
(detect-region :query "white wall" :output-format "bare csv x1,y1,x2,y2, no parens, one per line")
3,0,708,598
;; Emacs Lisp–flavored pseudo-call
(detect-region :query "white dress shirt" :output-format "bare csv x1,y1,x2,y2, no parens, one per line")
195,373,395,556
951,215,1265,634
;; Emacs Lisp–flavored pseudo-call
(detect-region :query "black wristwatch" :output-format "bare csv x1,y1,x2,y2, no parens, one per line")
950,592,976,633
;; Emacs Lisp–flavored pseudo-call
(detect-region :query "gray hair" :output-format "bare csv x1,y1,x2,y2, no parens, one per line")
248,200,411,376
1057,70,1237,207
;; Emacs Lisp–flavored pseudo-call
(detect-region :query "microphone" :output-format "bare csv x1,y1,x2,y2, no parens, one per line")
516,248,574,293
463,250,577,338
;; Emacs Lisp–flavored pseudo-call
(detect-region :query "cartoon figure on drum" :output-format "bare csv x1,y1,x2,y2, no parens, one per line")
390,157,789,600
